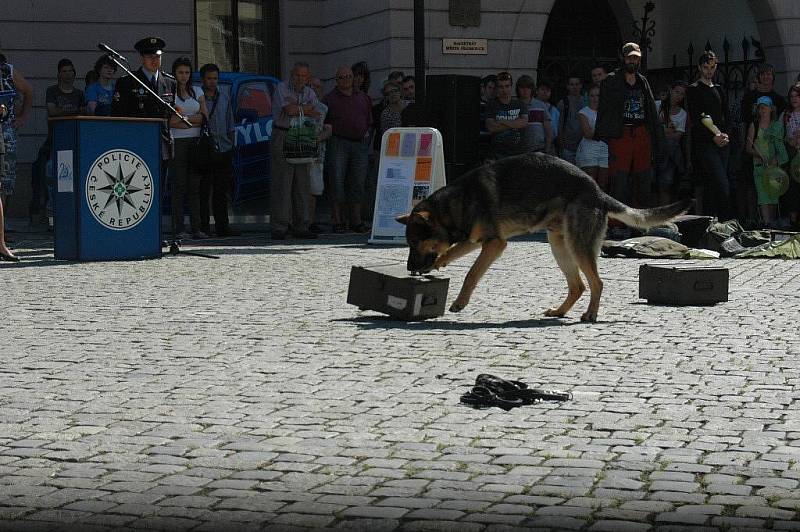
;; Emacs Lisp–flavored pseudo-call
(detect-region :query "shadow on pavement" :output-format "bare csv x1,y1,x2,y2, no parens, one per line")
335,315,591,330
336,315,642,329
166,246,314,256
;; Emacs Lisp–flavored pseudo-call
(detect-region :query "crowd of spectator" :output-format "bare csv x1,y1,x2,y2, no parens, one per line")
480,42,800,233
3,39,800,258
269,61,417,239
1,44,242,243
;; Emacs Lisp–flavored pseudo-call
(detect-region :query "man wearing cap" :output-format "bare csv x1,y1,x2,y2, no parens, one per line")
595,42,663,210
112,37,175,119
686,51,732,219
112,36,177,195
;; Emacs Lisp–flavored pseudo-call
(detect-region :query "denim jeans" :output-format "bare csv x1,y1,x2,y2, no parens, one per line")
696,141,731,219
328,136,369,203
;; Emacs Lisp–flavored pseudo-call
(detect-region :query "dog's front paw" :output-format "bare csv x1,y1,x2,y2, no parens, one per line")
449,298,468,312
580,310,598,322
544,308,565,317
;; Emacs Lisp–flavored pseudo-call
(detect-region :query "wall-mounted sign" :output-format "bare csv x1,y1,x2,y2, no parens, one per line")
449,0,481,27
442,38,488,55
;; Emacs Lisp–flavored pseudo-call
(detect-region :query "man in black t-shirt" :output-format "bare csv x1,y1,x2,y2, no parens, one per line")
485,72,528,159
741,64,786,126
686,51,732,219
38,59,84,225
45,59,84,118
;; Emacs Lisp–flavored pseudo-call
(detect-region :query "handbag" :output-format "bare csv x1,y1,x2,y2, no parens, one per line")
283,107,319,164
195,94,220,166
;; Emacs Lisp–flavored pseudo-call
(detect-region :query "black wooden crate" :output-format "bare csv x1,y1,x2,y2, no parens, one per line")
347,264,450,320
639,263,729,305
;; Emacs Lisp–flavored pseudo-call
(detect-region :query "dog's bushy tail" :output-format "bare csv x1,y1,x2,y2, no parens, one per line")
605,197,694,229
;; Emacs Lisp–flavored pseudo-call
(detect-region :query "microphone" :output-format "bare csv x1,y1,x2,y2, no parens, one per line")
98,43,127,63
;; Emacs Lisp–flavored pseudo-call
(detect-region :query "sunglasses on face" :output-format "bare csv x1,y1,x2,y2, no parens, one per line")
336,74,353,80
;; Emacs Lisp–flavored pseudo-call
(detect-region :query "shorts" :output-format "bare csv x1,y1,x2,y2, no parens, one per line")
576,139,608,168
607,124,651,176
656,139,684,186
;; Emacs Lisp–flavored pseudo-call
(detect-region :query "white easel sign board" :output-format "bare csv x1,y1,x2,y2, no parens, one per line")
369,127,447,245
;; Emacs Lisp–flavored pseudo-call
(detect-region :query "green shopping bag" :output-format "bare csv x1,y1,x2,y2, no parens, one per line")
283,108,319,164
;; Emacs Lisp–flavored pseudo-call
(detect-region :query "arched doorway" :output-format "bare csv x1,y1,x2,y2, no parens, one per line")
537,0,623,101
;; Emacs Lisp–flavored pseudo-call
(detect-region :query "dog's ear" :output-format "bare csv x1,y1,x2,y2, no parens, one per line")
396,211,432,225
415,211,432,224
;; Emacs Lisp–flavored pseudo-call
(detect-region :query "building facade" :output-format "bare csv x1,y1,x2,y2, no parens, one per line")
2,0,799,215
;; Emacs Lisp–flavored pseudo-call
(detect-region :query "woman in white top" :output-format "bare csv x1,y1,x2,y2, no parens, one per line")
655,81,688,205
576,85,609,192
168,56,208,239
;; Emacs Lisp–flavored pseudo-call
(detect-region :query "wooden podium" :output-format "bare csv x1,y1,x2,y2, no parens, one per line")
50,116,163,260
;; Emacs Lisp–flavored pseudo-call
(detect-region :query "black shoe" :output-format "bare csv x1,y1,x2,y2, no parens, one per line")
271,231,288,240
351,223,370,234
0,250,20,262
308,223,323,234
291,229,318,239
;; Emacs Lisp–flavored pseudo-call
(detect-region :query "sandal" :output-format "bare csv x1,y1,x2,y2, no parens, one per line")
0,249,20,262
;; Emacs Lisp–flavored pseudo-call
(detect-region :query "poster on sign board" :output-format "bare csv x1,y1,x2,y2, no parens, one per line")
369,128,447,244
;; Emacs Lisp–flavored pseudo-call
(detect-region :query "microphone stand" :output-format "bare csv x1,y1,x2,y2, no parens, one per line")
103,47,192,128
102,45,218,259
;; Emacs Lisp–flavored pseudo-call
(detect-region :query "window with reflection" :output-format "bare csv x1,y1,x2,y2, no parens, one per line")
195,0,279,75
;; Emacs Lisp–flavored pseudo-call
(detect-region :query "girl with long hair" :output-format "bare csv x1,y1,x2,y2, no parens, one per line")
168,56,208,239
655,80,688,205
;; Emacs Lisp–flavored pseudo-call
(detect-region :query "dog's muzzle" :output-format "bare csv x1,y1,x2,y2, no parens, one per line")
407,250,436,274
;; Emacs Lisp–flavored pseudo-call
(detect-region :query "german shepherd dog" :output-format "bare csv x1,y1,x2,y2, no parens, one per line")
396,152,692,322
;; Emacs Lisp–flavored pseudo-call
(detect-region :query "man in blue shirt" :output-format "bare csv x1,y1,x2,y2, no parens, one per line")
85,55,117,116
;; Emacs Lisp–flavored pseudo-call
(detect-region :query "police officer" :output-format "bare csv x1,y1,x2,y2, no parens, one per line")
112,37,175,118
112,38,177,164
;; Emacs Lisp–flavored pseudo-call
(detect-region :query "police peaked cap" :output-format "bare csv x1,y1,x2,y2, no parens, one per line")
134,37,165,55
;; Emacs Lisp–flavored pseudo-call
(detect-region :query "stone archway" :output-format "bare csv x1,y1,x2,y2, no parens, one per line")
537,0,631,99
747,0,792,86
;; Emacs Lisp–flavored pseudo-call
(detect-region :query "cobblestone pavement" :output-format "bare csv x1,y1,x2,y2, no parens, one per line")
2,231,800,532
